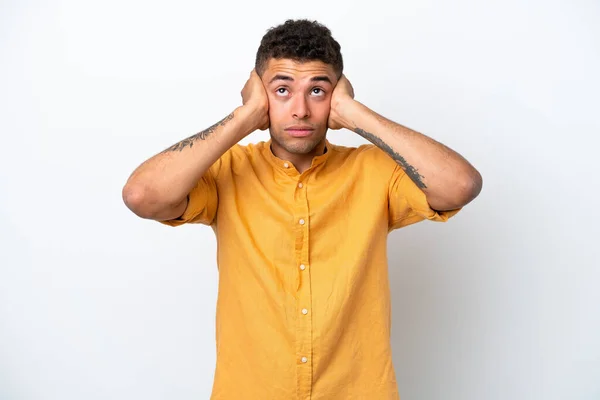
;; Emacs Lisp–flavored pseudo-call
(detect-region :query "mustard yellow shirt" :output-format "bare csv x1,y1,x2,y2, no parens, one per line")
160,139,460,399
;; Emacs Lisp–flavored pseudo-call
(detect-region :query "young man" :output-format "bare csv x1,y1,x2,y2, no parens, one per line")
123,19,482,400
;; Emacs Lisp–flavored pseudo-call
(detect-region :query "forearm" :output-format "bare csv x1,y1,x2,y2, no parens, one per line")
122,105,258,218
340,100,482,210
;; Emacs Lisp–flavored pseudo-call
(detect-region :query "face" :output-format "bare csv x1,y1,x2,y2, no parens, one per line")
260,58,338,157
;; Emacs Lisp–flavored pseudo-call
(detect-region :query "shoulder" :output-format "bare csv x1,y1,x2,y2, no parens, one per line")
228,140,267,158
210,140,269,177
213,141,265,165
327,141,396,169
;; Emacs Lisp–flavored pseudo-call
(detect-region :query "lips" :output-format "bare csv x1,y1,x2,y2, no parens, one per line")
285,126,314,137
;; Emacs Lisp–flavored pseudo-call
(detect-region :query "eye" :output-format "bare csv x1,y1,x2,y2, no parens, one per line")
311,88,325,96
276,88,289,96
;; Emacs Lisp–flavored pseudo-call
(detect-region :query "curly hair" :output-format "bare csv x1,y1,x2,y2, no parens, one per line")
255,19,343,78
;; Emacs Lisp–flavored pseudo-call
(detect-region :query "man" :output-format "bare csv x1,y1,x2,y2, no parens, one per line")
123,19,482,400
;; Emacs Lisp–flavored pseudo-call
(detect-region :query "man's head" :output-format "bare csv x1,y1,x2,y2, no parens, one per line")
255,20,343,158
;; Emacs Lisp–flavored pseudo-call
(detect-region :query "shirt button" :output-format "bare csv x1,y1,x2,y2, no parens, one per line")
302,308,308,315
300,264,306,271
301,357,308,363
299,218,305,225
283,162,289,168
298,182,303,188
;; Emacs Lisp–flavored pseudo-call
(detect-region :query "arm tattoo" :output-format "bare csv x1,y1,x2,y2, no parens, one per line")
161,113,234,153
354,127,427,189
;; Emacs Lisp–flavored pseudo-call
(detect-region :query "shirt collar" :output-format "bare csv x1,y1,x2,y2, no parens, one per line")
262,138,331,173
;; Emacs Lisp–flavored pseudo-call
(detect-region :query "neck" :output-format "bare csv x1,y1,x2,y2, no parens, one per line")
270,138,327,173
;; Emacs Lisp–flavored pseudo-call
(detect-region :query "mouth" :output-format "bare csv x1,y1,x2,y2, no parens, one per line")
285,126,315,138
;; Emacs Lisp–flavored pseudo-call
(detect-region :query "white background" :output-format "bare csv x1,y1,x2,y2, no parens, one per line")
1,0,599,399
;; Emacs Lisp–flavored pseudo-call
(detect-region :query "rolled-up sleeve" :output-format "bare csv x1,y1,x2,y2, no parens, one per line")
159,157,222,227
388,164,462,231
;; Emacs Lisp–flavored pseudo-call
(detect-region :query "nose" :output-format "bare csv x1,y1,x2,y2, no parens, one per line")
291,94,310,119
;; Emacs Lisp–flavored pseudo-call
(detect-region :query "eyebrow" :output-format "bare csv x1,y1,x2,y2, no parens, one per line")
269,74,333,84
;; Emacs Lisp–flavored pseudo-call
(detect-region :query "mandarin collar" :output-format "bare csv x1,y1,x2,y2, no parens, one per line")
263,138,331,174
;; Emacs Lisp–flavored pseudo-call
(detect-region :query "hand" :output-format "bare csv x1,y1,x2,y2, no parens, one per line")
241,69,269,131
328,74,355,130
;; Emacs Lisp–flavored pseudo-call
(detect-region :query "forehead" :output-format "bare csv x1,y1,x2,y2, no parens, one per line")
262,58,337,84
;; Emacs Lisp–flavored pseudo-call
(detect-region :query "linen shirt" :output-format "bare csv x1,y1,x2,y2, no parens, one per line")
160,139,460,399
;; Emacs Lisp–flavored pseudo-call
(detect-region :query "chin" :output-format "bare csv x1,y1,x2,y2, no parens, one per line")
273,133,325,155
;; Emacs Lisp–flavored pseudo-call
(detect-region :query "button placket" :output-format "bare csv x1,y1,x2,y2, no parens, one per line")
294,172,313,399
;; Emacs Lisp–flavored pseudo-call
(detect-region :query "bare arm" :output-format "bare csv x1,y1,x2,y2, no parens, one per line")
122,71,269,220
328,76,483,211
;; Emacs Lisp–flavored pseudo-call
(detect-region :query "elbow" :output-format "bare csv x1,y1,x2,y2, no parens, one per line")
457,169,483,205
427,169,483,211
122,182,158,219
122,181,186,220
470,169,483,200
